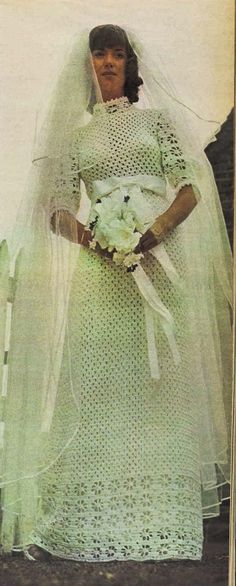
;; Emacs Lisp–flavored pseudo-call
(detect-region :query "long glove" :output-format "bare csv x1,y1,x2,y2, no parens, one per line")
136,184,198,253
50,210,112,259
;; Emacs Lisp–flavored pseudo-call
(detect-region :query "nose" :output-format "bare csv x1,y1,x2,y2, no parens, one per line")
103,51,115,67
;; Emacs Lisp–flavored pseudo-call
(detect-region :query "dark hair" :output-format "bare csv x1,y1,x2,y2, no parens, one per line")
89,24,143,103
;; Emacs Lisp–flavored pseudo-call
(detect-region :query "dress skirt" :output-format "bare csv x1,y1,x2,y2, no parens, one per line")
30,228,204,562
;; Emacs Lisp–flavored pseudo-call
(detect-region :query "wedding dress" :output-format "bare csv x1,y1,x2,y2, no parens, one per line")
0,28,232,562
19,96,229,561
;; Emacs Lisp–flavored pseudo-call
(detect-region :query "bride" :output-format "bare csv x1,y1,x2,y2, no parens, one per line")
0,24,232,563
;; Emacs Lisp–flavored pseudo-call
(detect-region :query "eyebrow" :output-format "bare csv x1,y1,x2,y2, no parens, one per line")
93,46,126,51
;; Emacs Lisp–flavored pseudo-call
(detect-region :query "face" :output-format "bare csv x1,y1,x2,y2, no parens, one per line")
91,45,126,101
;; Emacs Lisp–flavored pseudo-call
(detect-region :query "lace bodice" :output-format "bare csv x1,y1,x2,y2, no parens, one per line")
49,97,195,217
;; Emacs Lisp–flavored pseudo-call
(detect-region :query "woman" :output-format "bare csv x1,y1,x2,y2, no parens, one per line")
0,24,232,563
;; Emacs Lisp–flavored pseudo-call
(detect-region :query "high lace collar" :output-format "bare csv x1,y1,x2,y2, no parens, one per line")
93,96,132,115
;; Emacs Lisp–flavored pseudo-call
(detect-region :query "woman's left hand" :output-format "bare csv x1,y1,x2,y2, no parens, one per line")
134,228,158,254
135,185,198,255
135,215,171,254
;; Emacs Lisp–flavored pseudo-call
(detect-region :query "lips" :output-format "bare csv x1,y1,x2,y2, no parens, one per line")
102,72,116,76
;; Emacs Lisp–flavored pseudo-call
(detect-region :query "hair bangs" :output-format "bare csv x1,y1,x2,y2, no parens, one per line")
89,25,127,52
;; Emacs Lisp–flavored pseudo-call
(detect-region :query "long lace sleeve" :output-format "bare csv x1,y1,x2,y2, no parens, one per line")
49,138,81,218
156,111,201,200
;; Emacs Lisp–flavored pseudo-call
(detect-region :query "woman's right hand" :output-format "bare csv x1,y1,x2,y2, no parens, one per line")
50,210,80,244
50,211,113,260
77,222,112,259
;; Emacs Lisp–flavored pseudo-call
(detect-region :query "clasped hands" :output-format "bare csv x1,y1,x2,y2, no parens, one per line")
50,211,167,256
78,222,165,259
50,209,171,259
50,186,197,258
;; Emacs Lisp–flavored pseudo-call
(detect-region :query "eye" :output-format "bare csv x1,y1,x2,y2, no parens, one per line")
114,51,126,59
93,50,104,57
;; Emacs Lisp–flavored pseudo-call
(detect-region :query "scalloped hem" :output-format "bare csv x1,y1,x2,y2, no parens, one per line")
21,537,203,563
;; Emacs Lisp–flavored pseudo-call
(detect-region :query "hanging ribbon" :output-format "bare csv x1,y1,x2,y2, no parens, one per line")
91,174,185,381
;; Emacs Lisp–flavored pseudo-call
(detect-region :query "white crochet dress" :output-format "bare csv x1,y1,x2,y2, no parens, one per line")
30,96,206,561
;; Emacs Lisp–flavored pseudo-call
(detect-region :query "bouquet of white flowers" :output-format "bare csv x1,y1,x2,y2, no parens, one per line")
88,185,154,271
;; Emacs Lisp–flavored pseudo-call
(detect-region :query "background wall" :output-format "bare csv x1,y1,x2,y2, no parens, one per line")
0,0,234,239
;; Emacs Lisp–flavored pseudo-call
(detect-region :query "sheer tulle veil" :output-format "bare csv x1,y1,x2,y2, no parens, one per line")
0,25,232,551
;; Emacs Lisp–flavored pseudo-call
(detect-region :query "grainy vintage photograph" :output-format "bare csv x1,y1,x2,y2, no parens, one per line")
0,1,234,585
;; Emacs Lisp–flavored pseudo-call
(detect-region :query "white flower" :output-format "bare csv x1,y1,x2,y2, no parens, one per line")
92,223,109,249
113,251,143,269
88,240,97,250
121,209,137,229
113,251,126,265
103,218,141,253
123,251,144,268
94,189,125,221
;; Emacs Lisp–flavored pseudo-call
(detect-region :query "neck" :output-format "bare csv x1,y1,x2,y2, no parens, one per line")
100,89,125,102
